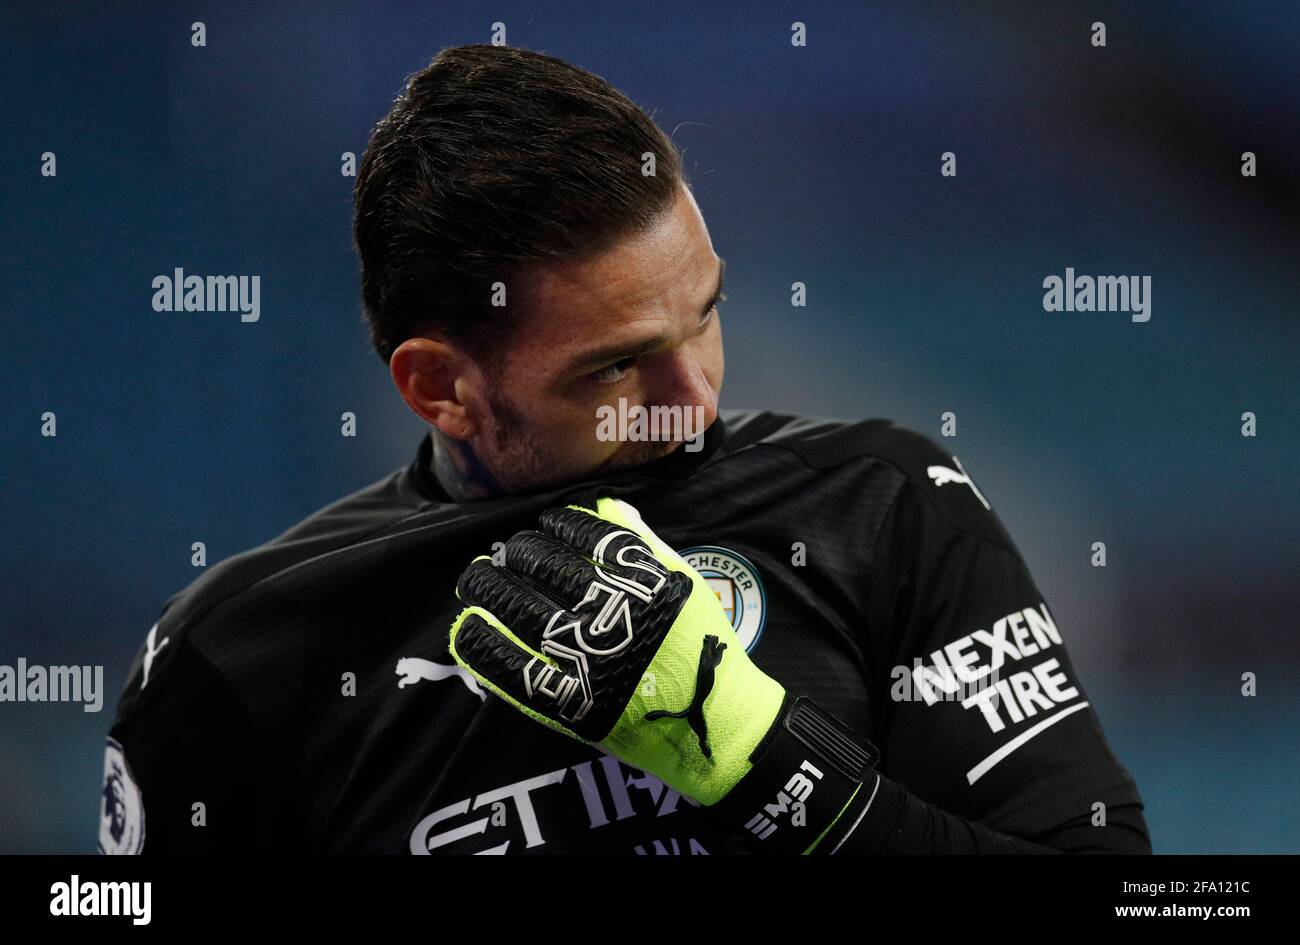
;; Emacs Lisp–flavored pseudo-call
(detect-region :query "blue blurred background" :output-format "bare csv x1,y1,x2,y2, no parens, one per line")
2,0,1296,853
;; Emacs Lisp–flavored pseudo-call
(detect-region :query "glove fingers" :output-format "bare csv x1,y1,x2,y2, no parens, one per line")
450,609,595,732
499,530,671,647
537,506,672,600
456,556,573,652
514,516,673,656
501,530,603,608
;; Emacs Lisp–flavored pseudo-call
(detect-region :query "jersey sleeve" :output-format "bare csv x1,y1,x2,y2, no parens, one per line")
856,433,1149,851
100,610,271,854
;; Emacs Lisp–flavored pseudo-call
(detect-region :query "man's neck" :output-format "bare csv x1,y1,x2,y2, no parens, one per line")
431,431,504,502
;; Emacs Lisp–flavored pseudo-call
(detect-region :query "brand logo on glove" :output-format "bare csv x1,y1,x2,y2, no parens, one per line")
744,761,824,840
523,529,671,724
644,635,726,758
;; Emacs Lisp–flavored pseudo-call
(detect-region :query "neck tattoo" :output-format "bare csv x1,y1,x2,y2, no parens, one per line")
431,430,504,501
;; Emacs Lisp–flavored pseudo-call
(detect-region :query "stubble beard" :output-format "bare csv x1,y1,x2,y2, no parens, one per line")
482,387,566,494
485,388,682,494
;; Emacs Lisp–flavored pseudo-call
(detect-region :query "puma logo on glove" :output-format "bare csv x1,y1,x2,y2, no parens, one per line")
644,635,727,758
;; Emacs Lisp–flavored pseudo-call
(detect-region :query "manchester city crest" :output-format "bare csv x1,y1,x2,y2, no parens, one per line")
680,546,766,653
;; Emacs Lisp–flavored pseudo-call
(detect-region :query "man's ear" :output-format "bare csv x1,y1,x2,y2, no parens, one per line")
390,337,480,440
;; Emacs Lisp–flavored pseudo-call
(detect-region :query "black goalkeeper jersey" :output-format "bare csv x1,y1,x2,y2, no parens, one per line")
100,410,1149,855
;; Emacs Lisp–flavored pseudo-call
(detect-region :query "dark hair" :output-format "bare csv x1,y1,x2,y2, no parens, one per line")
353,44,686,365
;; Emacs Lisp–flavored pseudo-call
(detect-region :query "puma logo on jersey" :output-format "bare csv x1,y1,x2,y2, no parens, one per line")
396,657,486,701
140,622,169,690
926,457,990,510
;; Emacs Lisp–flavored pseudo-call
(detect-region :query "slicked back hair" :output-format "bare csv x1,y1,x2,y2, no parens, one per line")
353,44,686,366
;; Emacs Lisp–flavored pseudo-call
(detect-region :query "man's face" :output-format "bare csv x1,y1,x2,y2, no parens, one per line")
453,183,725,494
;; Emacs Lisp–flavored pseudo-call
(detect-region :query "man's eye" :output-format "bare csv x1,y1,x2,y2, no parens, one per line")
591,358,634,384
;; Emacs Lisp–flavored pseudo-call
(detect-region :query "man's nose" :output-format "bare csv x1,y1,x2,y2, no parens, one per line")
649,353,718,431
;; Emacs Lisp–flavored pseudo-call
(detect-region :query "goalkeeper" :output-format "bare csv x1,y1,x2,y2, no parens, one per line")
102,44,1149,854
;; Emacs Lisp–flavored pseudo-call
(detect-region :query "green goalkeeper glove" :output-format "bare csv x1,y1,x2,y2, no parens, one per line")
448,495,879,853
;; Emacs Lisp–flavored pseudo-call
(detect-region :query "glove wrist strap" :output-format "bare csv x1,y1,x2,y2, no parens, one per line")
707,694,880,854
